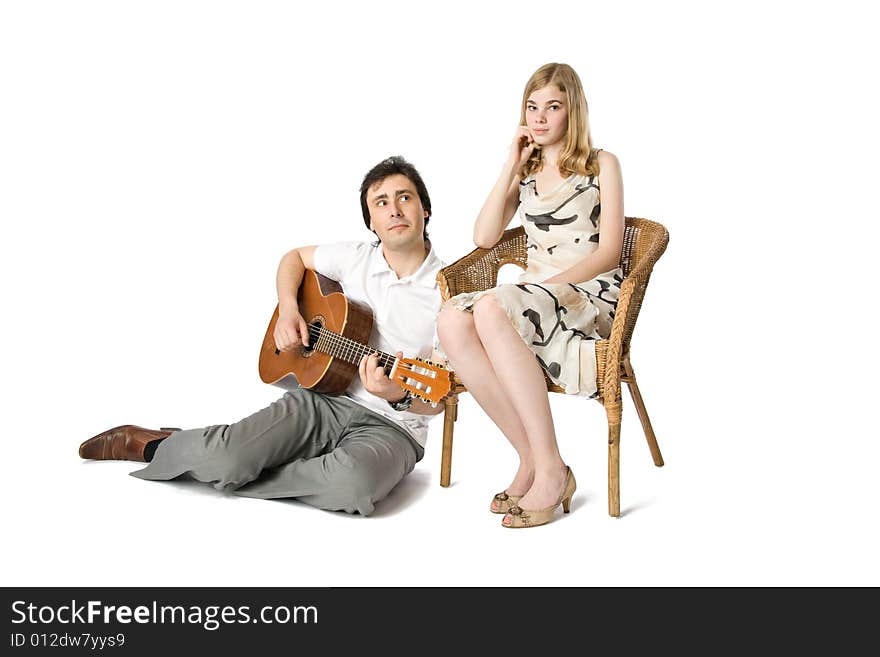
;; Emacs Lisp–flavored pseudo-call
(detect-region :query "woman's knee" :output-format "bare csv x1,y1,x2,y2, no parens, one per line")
437,304,477,353
472,294,507,331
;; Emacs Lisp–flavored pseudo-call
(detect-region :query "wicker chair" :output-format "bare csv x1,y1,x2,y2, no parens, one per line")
436,217,669,517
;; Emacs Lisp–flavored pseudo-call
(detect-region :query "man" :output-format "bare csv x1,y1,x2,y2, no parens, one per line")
78,156,447,516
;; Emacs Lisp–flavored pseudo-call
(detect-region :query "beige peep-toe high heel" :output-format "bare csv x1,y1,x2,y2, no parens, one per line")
502,467,576,528
490,491,522,514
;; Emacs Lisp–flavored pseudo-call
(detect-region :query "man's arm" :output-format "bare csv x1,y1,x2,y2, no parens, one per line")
407,397,447,416
274,246,317,352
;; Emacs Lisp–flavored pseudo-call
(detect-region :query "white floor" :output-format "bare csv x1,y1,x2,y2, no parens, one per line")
4,337,878,587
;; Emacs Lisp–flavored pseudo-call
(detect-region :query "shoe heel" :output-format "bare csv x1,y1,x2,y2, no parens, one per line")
562,496,572,513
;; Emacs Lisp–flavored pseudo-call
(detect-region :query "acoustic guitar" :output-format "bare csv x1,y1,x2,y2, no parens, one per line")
258,269,452,405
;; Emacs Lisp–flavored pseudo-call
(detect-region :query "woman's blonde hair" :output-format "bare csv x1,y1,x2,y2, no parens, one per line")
519,63,599,178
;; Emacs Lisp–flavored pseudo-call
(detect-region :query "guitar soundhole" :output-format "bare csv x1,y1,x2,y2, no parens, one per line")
301,315,324,358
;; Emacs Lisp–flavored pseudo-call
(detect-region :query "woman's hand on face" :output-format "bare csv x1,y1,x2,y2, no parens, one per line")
508,126,537,169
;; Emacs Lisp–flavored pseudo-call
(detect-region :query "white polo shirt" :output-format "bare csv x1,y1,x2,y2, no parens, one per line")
311,240,446,447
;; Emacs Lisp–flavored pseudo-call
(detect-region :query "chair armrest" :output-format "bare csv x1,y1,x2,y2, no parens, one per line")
600,276,636,403
601,219,669,402
436,226,528,301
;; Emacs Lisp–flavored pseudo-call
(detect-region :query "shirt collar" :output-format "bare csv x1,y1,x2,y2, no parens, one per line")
368,241,441,287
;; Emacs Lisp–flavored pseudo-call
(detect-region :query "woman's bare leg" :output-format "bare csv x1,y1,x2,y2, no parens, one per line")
437,304,534,502
470,296,568,518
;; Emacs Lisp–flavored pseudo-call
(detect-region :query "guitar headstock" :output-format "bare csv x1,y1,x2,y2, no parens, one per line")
390,356,454,406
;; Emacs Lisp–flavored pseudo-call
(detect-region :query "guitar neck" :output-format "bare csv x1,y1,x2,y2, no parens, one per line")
308,322,398,373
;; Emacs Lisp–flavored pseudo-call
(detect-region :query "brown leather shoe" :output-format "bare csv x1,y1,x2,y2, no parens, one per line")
78,425,175,462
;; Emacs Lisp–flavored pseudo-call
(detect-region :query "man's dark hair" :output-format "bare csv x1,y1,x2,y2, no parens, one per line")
360,156,431,242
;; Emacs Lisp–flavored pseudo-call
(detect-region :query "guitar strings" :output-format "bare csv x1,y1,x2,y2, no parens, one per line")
306,324,394,368
304,322,428,374
304,326,432,384
293,321,445,401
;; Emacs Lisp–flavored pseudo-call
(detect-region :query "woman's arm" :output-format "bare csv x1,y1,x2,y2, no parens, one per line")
543,151,625,284
473,127,536,249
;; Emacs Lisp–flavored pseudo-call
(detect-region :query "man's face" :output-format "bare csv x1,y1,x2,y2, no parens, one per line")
367,173,428,249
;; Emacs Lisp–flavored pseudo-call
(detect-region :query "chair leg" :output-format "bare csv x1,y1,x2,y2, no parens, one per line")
440,396,458,487
623,355,664,467
606,398,622,518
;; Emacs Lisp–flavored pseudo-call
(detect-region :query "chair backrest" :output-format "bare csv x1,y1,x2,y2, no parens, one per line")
617,217,669,352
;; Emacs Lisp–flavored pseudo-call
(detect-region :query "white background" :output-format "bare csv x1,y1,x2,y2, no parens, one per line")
1,0,878,586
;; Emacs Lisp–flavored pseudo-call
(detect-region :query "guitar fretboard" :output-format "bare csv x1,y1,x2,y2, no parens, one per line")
307,322,397,373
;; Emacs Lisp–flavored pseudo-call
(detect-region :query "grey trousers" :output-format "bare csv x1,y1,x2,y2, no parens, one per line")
130,388,424,516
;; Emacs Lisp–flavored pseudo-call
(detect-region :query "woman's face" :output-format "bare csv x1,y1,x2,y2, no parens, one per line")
525,84,568,148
